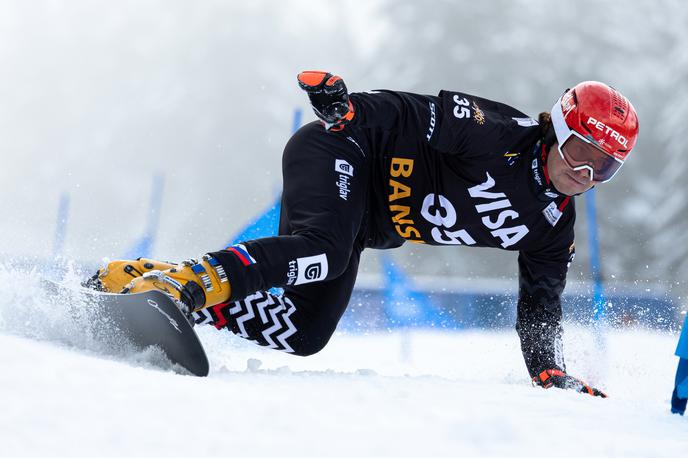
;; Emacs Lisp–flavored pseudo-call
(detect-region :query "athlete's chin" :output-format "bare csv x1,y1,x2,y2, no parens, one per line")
551,175,593,196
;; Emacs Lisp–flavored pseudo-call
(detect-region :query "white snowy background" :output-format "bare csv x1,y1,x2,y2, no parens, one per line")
1,0,686,289
0,1,686,456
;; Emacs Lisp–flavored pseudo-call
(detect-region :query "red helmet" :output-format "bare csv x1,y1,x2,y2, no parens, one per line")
550,81,639,182
552,81,639,162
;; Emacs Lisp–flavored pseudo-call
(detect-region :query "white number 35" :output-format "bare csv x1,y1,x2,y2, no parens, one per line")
421,193,476,245
453,95,470,119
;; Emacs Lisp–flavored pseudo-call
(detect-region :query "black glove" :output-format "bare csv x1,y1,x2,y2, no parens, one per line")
533,369,608,398
297,70,355,131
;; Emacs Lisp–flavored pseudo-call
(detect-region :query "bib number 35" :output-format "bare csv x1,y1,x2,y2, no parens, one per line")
453,95,471,119
420,194,476,245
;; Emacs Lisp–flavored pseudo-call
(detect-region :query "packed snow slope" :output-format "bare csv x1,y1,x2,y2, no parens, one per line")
0,268,685,458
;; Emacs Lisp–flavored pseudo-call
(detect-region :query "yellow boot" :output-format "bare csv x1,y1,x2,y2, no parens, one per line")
87,258,176,293
123,256,231,314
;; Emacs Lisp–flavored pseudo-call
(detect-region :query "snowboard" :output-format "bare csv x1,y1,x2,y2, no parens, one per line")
42,279,210,376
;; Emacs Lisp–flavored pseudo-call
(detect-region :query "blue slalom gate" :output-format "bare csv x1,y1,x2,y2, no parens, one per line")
585,188,607,350
379,252,442,329
123,173,165,259
52,192,70,258
672,315,688,415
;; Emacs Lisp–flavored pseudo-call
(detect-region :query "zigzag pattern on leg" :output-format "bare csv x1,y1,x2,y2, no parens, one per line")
192,308,214,326
260,294,297,352
231,292,258,338
203,291,299,353
192,302,233,329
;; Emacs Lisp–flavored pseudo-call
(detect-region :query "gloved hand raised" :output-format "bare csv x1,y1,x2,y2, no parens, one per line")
297,71,355,131
86,256,231,315
533,369,608,398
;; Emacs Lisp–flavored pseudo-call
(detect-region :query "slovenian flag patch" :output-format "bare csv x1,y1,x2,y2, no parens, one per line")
227,243,257,266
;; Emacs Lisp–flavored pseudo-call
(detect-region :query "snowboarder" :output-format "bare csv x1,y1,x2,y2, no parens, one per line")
89,72,638,396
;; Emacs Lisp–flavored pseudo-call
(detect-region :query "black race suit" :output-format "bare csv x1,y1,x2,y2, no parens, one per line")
192,90,576,378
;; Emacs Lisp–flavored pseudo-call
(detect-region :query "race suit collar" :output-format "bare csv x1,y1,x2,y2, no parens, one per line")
530,141,564,201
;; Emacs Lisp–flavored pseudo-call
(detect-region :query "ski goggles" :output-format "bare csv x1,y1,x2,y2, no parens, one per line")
551,97,625,183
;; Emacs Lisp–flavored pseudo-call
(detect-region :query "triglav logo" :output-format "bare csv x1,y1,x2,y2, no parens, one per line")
304,263,322,281
294,253,328,285
335,159,353,200
532,158,543,186
335,159,354,176
286,259,297,286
